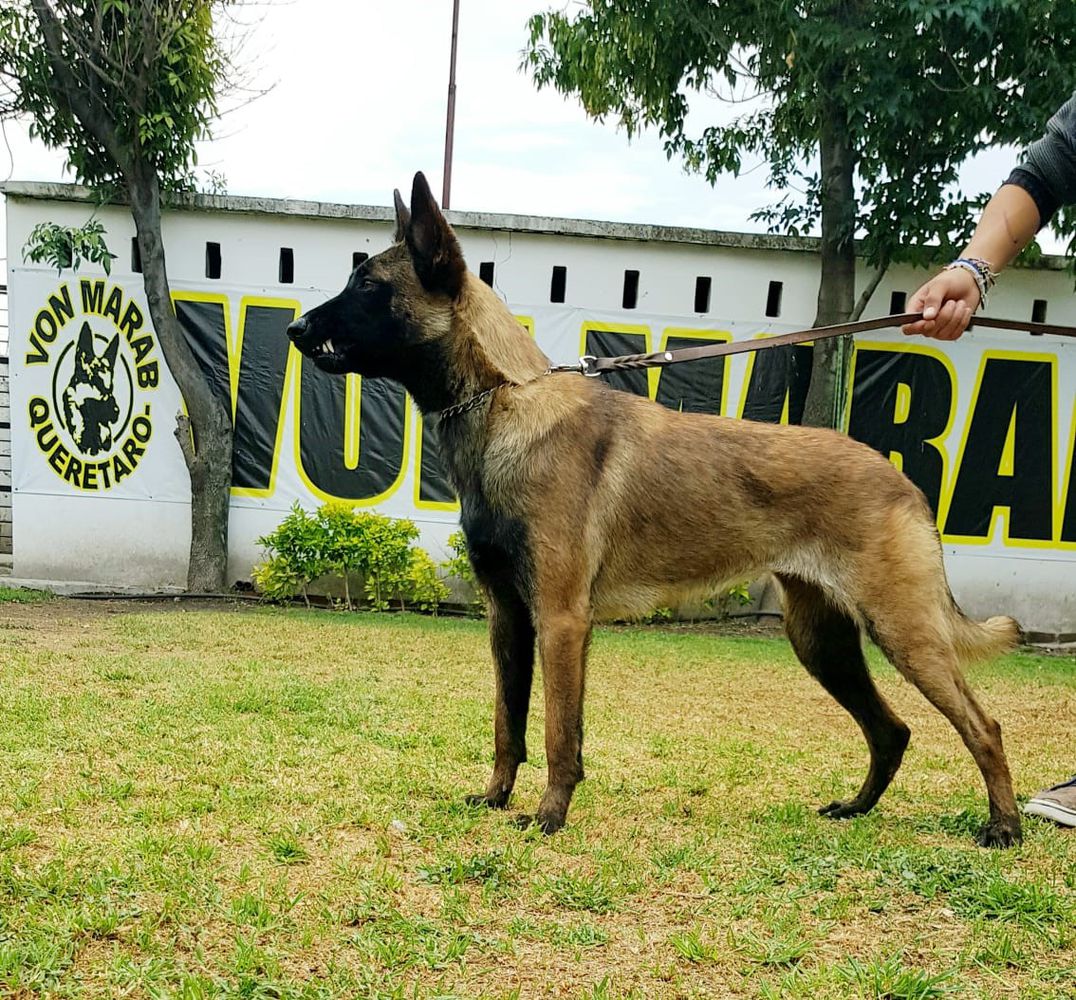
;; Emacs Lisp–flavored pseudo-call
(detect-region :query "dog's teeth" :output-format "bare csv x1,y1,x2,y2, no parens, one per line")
324,338,335,354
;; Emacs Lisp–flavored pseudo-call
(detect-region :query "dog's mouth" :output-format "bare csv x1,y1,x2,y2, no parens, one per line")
308,336,341,364
288,320,350,374
310,340,350,374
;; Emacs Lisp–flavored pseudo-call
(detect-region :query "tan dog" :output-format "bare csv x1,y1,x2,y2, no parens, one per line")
288,172,1022,847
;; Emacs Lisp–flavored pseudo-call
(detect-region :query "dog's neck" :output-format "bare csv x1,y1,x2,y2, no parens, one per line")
402,274,549,415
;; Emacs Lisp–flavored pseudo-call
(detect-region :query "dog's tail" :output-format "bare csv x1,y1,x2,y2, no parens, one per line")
948,607,1021,664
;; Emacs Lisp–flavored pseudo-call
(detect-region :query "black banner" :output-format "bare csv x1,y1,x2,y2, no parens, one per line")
943,357,1054,542
848,348,952,515
168,301,1073,549
741,343,812,424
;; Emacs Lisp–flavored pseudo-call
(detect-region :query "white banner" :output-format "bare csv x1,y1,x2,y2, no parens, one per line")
8,269,1076,629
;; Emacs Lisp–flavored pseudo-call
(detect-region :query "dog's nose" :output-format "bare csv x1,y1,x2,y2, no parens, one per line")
287,316,308,342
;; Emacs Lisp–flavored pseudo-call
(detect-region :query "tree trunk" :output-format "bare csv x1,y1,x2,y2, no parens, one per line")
127,165,233,591
802,91,857,429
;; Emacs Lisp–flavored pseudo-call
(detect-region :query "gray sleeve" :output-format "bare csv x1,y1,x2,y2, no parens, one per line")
1006,90,1076,226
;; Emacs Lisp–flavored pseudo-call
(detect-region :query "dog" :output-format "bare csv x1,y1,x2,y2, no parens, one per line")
62,321,121,455
287,172,1022,848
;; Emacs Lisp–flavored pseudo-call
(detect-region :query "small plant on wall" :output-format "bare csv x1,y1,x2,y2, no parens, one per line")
23,219,117,275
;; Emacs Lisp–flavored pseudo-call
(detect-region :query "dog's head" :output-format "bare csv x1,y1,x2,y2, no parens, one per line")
63,322,122,454
71,321,120,399
287,171,466,384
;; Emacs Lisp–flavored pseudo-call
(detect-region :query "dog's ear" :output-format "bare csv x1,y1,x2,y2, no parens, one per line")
102,334,120,369
75,322,95,363
406,170,465,299
393,189,410,243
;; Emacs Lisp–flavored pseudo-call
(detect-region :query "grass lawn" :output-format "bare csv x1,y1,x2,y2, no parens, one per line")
0,599,1073,998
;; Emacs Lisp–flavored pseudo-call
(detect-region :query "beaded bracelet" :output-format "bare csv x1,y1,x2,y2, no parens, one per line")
943,257,999,309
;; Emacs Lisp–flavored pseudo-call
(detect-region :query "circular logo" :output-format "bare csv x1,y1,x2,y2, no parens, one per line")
26,279,159,491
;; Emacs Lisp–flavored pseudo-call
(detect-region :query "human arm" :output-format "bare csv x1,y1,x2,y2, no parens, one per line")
901,184,1041,340
903,89,1076,341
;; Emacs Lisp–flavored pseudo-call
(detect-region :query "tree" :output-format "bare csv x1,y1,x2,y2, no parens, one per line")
525,1,1076,426
0,0,239,589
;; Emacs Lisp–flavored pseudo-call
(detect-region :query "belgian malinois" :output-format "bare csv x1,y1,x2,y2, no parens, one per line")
288,172,1022,847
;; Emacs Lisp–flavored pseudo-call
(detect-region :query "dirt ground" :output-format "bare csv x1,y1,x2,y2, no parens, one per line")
0,593,255,623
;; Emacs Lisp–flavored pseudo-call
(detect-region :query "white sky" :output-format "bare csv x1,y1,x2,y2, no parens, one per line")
0,0,1067,289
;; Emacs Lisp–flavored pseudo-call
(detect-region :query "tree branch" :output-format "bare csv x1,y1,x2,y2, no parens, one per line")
850,260,890,322
29,0,130,173
174,410,197,469
46,0,128,94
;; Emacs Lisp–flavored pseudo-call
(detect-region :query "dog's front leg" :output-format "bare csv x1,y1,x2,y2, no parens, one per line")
527,610,591,834
467,587,535,810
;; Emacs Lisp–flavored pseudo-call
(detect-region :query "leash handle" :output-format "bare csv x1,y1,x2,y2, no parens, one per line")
578,311,1076,376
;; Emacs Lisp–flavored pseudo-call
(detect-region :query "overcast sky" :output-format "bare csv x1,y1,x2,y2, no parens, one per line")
0,0,1066,289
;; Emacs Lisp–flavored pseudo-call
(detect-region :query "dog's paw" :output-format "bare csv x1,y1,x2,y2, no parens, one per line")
513,812,565,835
818,799,869,820
976,817,1023,849
464,791,510,810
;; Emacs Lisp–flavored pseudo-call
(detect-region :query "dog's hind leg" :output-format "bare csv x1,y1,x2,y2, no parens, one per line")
777,574,911,819
865,614,1021,848
467,586,535,810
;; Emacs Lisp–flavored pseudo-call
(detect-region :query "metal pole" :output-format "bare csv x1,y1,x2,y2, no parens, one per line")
442,0,461,209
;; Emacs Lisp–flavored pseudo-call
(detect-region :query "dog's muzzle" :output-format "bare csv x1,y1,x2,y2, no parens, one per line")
287,315,348,373
287,315,330,355
287,316,312,347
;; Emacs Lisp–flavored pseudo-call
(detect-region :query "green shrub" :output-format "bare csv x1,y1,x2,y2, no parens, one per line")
639,581,753,625
444,530,485,613
708,581,753,616
253,503,329,606
253,503,449,613
317,508,420,610
250,558,306,604
407,549,450,612
356,513,420,611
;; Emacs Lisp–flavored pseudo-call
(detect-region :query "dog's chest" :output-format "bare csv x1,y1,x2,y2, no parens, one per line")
460,491,533,598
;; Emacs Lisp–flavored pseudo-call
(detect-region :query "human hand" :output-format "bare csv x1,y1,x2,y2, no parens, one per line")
901,267,981,340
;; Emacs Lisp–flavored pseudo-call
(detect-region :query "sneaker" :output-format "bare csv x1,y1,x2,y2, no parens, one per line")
1024,775,1076,827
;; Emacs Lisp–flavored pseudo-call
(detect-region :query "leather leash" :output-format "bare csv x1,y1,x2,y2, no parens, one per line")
443,311,1076,420
549,311,1076,377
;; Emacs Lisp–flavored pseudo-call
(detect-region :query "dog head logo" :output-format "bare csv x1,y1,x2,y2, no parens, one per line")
62,322,122,455
25,279,160,491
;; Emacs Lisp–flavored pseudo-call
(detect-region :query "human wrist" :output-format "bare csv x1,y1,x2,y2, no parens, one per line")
942,257,996,309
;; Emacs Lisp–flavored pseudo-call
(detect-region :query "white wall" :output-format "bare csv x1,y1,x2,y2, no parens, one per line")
4,188,1075,633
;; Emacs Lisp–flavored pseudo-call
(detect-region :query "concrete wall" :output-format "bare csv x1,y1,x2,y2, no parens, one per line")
3,184,1074,633
0,284,10,558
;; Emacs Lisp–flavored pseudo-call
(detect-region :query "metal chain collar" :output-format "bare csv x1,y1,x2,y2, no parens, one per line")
439,382,511,421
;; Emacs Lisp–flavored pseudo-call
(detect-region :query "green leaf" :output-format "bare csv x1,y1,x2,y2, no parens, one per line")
0,0,233,195
521,0,1076,275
